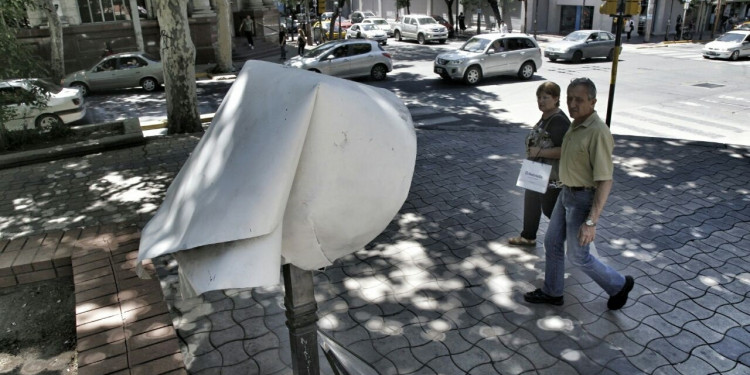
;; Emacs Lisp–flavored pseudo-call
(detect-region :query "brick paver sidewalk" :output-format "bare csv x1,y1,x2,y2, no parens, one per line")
1,128,749,374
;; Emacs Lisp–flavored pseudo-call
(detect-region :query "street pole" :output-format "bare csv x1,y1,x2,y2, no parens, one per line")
533,0,538,38
477,8,481,34
582,0,587,29
665,0,674,42
679,0,690,41
605,0,626,127
283,264,320,375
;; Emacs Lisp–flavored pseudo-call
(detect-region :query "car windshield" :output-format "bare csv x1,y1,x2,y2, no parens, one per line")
371,19,388,25
361,24,376,30
716,33,745,42
563,31,590,41
364,12,375,17
30,79,63,94
460,37,490,52
418,17,437,25
303,42,337,58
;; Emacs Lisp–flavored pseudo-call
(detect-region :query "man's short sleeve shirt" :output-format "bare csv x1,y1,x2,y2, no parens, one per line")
559,111,614,187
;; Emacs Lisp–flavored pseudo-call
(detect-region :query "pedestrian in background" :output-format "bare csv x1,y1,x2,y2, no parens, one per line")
240,15,255,50
500,21,509,33
627,19,634,40
458,12,466,35
279,26,287,60
509,82,570,247
524,77,634,310
297,28,307,55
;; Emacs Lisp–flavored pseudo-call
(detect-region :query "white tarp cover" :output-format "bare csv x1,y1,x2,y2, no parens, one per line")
137,61,416,298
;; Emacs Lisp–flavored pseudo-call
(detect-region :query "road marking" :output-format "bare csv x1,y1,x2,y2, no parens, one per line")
415,116,461,126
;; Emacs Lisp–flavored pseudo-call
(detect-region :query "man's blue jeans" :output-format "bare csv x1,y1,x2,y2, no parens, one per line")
542,187,625,298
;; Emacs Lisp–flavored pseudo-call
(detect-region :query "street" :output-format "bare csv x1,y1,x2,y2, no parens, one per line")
81,38,750,146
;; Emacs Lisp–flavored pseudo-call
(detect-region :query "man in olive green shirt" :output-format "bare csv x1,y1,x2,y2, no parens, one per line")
524,78,634,310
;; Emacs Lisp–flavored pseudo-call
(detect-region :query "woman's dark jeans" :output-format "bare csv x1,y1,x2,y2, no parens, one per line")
520,186,561,240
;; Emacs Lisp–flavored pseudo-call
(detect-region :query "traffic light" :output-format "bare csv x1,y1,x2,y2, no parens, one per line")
600,0,641,15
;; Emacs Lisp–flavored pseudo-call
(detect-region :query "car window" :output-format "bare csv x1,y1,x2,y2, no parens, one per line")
717,33,744,42
744,34,750,42
373,19,387,25
362,24,376,30
348,43,372,56
350,25,359,31
518,38,536,49
489,39,505,53
418,17,437,25
95,58,117,72
598,33,611,41
119,57,146,69
563,31,588,41
332,45,348,58
461,37,490,52
364,12,375,17
588,32,598,40
0,87,23,105
409,18,416,25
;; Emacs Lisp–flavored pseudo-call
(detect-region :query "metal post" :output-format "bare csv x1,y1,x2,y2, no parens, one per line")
679,0,689,41
665,0,674,41
533,0,538,38
477,8,481,34
606,2,626,127
283,264,320,375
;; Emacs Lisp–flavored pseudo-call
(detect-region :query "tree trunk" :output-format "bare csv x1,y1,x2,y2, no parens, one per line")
214,0,232,72
501,0,512,31
157,0,203,134
485,0,502,30
129,0,145,51
445,0,454,35
42,0,64,83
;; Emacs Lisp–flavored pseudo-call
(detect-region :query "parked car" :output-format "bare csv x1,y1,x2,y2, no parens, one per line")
346,23,388,45
62,52,163,96
361,17,393,37
313,20,347,39
433,33,542,85
392,14,449,44
702,30,750,60
735,21,750,31
350,11,376,24
321,12,334,21
544,30,616,63
283,39,392,81
432,15,454,38
0,79,86,131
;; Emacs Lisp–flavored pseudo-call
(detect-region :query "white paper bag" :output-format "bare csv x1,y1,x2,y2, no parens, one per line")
516,160,552,193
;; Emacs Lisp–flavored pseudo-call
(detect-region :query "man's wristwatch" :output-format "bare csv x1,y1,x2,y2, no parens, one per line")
585,218,596,227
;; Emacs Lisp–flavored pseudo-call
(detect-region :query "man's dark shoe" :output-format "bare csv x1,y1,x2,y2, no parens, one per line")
608,276,634,310
524,288,564,306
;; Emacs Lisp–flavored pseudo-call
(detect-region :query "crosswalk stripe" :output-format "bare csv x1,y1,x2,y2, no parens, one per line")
638,106,744,133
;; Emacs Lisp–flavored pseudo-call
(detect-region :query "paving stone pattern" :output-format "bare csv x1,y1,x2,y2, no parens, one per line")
1,128,749,374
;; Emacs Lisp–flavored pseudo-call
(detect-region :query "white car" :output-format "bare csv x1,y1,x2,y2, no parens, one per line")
702,30,750,61
361,17,393,37
434,33,542,85
0,79,86,132
346,23,388,45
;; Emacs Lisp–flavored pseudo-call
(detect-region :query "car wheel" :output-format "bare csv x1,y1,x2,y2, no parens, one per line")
730,51,739,61
606,49,614,61
308,69,321,73
71,82,89,96
517,61,535,80
35,114,62,132
418,34,426,45
141,77,159,92
548,57,557,62
439,39,446,44
371,64,387,81
463,66,482,85
395,30,402,41
572,50,583,63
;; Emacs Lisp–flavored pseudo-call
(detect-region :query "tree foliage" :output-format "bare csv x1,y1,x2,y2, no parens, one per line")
0,0,49,147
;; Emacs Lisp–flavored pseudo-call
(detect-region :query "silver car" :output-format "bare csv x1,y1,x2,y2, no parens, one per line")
361,17,393,37
283,39,393,81
544,30,616,63
433,33,542,85
62,52,164,96
346,23,388,45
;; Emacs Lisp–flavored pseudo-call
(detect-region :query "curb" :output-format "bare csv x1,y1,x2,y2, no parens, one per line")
140,113,214,131
0,118,146,170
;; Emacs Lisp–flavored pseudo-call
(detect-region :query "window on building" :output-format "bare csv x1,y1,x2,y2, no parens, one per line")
77,0,132,23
